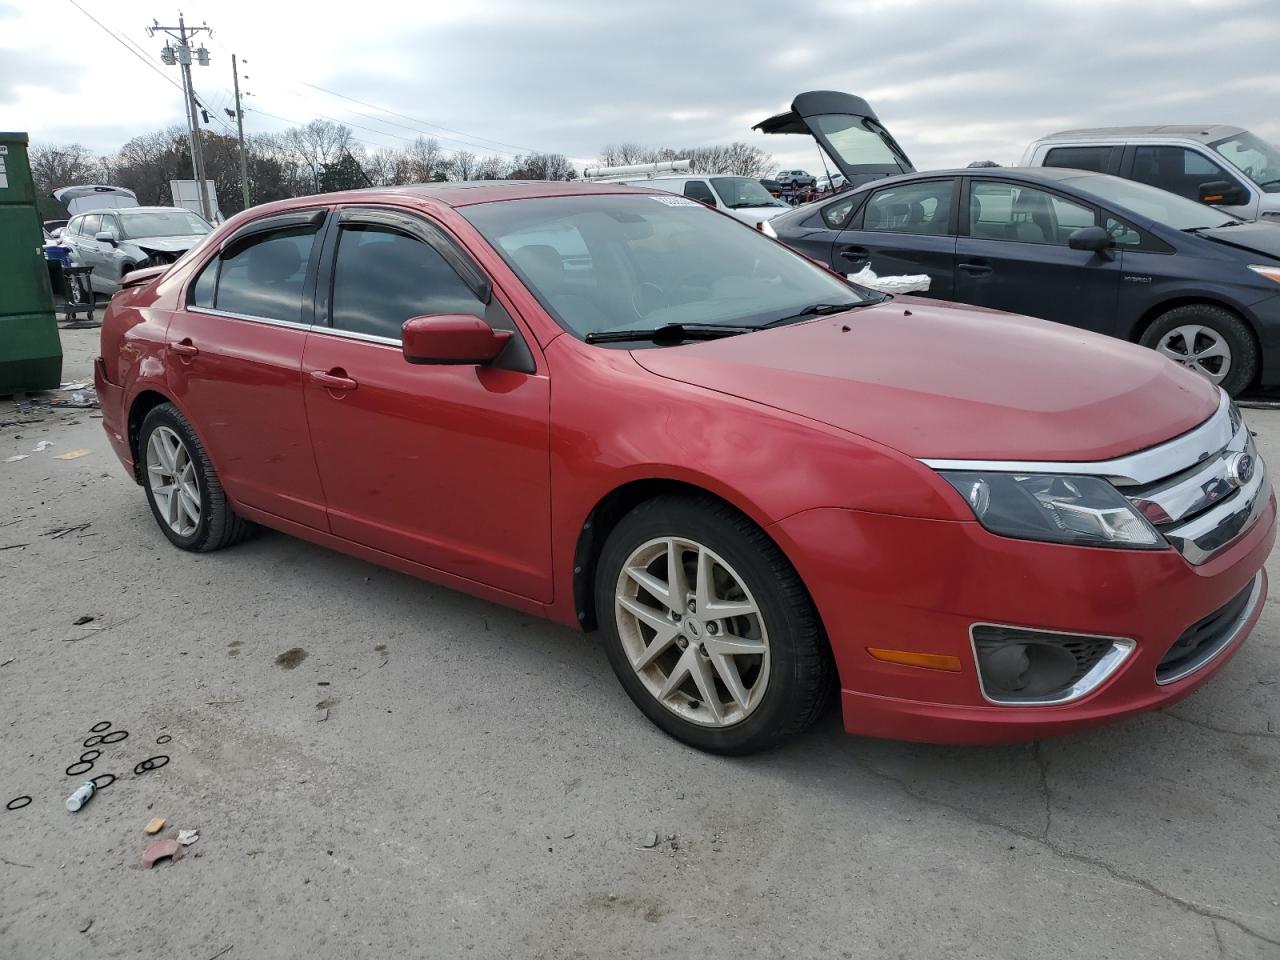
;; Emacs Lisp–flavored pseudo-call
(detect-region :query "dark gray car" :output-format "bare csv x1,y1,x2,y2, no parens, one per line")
770,167,1280,395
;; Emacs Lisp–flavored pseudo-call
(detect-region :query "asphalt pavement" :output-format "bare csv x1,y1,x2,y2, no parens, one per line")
1,327,1277,959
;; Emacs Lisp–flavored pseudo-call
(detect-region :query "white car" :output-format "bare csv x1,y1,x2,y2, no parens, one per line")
61,206,213,295
608,175,791,225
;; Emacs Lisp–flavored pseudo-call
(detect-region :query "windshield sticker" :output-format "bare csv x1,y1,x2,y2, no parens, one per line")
648,195,701,207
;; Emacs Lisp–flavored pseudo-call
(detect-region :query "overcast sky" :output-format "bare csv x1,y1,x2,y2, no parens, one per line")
3,0,1278,177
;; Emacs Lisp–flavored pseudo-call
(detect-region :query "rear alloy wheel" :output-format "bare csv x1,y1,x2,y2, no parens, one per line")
139,403,254,552
1140,304,1257,396
595,495,834,754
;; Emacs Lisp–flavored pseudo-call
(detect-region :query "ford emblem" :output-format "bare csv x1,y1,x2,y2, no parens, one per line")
1225,452,1255,488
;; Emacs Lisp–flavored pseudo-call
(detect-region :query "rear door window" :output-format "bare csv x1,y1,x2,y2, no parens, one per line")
215,228,317,324
1043,145,1117,174
683,180,717,205
969,181,1095,245
861,179,955,236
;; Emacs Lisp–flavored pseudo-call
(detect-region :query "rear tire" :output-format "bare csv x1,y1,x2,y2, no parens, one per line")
139,403,255,552
594,495,834,754
1139,304,1257,397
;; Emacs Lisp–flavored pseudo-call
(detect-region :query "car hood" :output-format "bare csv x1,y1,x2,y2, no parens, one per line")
631,298,1220,461
125,235,205,253
1196,221,1280,261
727,205,791,222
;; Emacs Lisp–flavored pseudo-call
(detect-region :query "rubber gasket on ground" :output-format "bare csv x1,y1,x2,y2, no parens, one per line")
90,721,112,733
89,774,115,789
5,796,32,811
82,735,104,748
80,750,101,762
133,755,169,775
66,760,94,777
98,730,128,744
155,734,172,745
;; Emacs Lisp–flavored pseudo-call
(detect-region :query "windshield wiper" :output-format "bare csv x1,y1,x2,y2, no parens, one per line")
764,299,884,328
1184,221,1244,232
584,323,757,344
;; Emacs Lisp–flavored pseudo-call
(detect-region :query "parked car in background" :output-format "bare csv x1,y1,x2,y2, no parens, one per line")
608,174,790,224
770,167,1280,395
775,169,817,188
817,173,847,192
1023,126,1280,222
97,181,1273,753
62,206,212,295
52,184,139,216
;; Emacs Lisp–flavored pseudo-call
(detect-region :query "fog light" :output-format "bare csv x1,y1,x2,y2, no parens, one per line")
971,624,1134,705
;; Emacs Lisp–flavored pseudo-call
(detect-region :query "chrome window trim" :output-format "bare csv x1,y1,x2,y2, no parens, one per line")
311,326,401,348
188,305,311,332
1156,571,1263,685
968,623,1136,707
920,392,1232,486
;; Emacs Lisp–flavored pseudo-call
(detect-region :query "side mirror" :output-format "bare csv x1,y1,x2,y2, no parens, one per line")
402,314,510,366
1198,180,1249,206
94,231,117,246
1068,225,1113,253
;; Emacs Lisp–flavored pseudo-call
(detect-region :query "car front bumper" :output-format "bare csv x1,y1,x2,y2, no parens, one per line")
769,495,1276,744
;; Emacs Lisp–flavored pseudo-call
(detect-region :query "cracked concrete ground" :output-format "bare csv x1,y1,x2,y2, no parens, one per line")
1,327,1277,959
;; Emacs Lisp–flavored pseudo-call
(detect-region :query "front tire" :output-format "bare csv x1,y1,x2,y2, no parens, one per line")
595,495,834,754
1140,304,1257,396
139,403,254,552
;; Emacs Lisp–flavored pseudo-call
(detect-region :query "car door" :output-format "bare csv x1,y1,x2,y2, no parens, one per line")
301,205,552,601
74,214,111,290
96,213,129,288
1125,144,1255,220
833,177,958,298
954,178,1121,332
166,208,330,530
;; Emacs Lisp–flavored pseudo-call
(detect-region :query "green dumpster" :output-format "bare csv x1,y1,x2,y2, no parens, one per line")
0,131,62,393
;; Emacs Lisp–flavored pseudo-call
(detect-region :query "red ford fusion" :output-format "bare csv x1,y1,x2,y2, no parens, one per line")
95,181,1275,753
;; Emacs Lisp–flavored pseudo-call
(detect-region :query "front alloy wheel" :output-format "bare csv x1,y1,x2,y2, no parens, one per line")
1153,324,1232,385
615,537,770,727
146,425,201,536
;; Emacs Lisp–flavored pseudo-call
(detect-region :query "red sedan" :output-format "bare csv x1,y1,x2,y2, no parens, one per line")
95,181,1275,753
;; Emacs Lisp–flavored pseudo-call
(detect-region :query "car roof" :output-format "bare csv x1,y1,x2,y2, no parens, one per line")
1038,124,1245,144
291,180,671,209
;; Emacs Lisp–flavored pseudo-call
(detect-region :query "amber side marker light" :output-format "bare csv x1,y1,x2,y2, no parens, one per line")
867,648,963,672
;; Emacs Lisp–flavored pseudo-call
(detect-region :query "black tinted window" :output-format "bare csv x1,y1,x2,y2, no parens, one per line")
822,196,857,229
330,225,483,341
683,180,716,204
1043,146,1116,173
1131,146,1239,201
863,180,954,236
190,259,217,307
215,228,316,323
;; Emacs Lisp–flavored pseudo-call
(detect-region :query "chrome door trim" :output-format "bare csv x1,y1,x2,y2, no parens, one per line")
188,305,313,333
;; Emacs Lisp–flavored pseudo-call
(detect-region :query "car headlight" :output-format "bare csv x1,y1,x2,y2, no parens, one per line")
940,472,1164,549
1248,264,1280,285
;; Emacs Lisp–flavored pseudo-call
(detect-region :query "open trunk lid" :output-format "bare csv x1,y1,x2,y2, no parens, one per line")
753,91,915,188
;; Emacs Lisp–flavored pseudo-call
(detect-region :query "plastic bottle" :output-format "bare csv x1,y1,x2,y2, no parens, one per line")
65,780,95,812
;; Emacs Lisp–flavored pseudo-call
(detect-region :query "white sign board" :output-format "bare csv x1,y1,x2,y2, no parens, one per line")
169,179,222,222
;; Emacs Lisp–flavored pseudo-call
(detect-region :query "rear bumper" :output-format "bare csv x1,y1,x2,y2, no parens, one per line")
770,497,1276,744
93,356,134,479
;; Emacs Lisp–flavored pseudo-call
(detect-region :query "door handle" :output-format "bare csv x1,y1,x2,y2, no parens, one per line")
310,369,358,392
958,261,993,276
838,247,870,261
171,340,199,357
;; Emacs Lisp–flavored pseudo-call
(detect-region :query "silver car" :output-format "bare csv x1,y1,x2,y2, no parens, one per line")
61,206,212,294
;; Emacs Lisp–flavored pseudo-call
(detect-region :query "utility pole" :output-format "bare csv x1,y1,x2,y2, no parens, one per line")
149,14,213,221
231,54,250,209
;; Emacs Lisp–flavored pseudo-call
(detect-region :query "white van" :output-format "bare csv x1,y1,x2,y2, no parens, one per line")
609,175,790,225
1021,126,1280,222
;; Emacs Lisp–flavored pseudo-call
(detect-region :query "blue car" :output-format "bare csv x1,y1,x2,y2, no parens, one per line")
770,167,1280,396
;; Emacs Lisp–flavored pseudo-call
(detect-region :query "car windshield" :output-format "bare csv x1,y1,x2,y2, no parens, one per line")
710,177,787,209
1060,174,1237,230
1211,131,1280,192
118,210,212,239
462,194,866,342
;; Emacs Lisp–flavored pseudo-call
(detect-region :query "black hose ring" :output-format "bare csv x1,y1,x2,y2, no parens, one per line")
90,721,112,733
155,734,172,745
82,734,104,748
80,750,101,763
89,774,115,790
99,730,129,744
133,755,169,775
66,760,95,777
6,796,32,811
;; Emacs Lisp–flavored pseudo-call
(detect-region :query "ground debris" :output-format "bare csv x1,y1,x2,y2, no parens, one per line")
642,831,658,848
142,838,184,868
145,817,166,835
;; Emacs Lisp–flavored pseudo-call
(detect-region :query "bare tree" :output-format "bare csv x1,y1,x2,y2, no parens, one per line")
474,155,511,180
280,119,355,192
403,136,444,183
29,143,106,196
448,150,478,181
509,152,575,181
